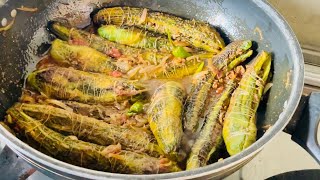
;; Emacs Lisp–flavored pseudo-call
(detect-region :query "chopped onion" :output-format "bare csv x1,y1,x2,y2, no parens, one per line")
11,9,17,18
1,18,7,26
0,18,15,32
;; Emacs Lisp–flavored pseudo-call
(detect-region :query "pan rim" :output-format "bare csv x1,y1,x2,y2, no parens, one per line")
0,0,304,179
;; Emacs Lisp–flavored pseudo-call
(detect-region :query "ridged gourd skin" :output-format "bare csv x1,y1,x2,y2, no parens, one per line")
50,39,119,74
48,21,169,64
183,40,253,134
14,103,163,157
0,6,274,175
7,108,181,174
148,81,186,161
98,25,174,52
187,80,237,169
48,22,212,80
223,51,271,156
93,7,225,53
27,66,146,105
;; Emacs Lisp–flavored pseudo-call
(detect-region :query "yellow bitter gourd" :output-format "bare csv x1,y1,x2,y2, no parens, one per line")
223,51,271,156
27,67,146,105
93,7,225,53
7,108,181,174
147,81,186,161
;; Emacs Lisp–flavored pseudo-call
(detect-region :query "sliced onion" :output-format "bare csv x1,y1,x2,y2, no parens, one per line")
17,6,38,12
127,65,142,78
101,144,122,155
138,8,148,24
45,99,73,112
160,55,171,65
138,65,162,74
263,83,273,95
114,61,131,72
183,46,194,53
173,41,190,47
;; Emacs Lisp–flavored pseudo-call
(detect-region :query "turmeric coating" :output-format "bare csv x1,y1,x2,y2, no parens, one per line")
1,6,272,174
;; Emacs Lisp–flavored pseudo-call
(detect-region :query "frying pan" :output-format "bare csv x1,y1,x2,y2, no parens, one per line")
0,0,318,179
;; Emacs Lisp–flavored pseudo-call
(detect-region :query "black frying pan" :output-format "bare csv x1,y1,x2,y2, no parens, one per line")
0,0,318,179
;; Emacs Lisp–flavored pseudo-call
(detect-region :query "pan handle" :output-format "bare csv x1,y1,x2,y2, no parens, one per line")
284,92,320,164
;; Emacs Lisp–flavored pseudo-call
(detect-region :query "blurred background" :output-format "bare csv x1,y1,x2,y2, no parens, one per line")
0,0,319,179
268,0,320,93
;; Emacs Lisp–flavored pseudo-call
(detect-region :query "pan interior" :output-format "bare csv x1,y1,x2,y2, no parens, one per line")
0,0,296,134
0,0,302,178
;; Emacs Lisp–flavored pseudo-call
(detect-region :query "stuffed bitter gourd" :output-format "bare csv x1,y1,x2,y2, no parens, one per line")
14,103,163,157
27,67,145,105
147,81,186,161
42,99,149,128
145,56,207,80
98,25,174,52
223,51,271,156
7,108,180,174
48,21,163,63
19,93,131,122
187,79,237,169
56,100,127,120
48,22,211,80
183,40,253,133
50,39,120,74
93,7,225,53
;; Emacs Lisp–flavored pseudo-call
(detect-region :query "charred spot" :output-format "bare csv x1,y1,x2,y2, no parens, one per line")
66,74,80,83
37,68,56,83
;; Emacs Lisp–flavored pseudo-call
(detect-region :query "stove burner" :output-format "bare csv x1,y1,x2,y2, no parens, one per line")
0,146,36,180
